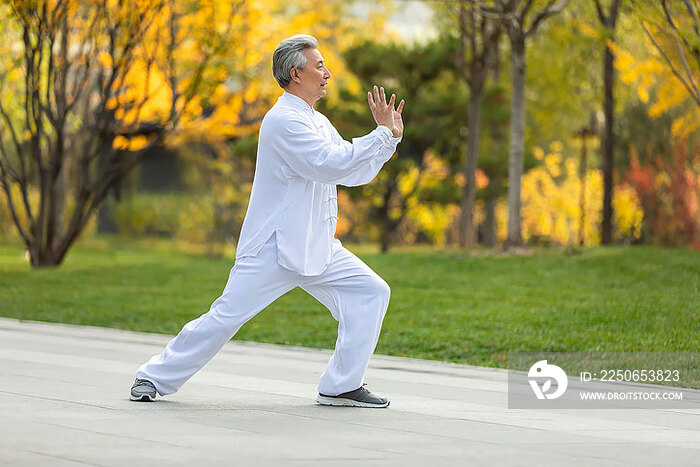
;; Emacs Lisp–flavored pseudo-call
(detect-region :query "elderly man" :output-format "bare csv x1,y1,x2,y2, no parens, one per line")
130,34,404,408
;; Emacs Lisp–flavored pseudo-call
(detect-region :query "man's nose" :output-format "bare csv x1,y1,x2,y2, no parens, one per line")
324,67,331,79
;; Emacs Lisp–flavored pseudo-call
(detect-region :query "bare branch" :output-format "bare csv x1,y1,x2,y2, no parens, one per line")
60,138,159,260
470,2,478,60
168,2,180,123
66,7,102,114
643,22,700,106
525,0,569,38
594,0,605,22
673,31,700,102
611,0,621,27
43,19,59,129
0,100,25,161
0,133,22,184
662,0,698,63
0,171,32,246
0,130,35,229
662,0,679,31
518,0,536,23
458,1,471,84
682,0,700,37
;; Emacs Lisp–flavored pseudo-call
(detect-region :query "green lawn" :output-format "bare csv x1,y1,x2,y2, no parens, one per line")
1,236,698,383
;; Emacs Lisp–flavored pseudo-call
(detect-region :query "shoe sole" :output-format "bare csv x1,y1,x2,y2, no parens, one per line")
130,393,155,402
315,395,389,408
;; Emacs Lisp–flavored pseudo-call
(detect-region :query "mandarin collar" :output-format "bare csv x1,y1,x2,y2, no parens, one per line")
280,91,315,114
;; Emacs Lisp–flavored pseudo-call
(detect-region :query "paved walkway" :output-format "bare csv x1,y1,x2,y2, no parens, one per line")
1,317,698,466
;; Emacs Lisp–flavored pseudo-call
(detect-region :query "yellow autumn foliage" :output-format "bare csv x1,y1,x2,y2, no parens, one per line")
337,140,644,247
394,150,457,246
63,0,391,152
616,20,700,139
491,145,643,245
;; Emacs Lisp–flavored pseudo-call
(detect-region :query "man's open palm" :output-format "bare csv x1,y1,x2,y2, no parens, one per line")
367,85,405,138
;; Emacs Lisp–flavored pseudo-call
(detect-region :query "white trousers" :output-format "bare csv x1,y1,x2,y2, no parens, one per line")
135,233,391,397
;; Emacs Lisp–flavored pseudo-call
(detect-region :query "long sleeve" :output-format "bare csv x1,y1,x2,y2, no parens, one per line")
271,115,400,186
327,123,402,187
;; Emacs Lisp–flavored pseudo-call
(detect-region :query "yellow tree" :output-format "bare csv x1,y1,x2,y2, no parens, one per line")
627,0,700,137
517,142,643,245
0,0,247,267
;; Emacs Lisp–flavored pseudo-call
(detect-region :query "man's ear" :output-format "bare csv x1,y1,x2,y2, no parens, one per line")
290,68,300,84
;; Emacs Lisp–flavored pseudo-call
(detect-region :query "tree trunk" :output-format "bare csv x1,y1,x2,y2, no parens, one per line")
380,227,391,253
483,198,497,247
460,80,484,249
379,183,394,253
480,29,502,248
596,0,621,245
50,145,68,255
30,242,68,267
601,35,615,244
579,135,588,246
506,34,526,247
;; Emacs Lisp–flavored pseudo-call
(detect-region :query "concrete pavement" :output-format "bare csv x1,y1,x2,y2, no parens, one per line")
0,317,698,466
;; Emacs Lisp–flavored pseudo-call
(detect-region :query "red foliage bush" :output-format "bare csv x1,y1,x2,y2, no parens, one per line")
626,141,699,248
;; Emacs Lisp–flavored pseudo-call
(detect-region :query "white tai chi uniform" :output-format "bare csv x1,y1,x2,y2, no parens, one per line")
135,92,402,397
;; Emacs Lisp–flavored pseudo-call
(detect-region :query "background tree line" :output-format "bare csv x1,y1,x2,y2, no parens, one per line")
0,0,698,267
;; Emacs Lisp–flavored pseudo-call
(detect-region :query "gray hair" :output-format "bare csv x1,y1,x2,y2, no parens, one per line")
272,34,318,89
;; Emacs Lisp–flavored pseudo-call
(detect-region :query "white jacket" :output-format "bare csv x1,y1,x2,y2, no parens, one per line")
235,91,402,275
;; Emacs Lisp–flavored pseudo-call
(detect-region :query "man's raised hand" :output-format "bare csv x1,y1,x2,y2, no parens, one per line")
367,85,405,138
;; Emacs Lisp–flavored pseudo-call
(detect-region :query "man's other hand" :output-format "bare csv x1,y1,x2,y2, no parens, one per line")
367,85,405,138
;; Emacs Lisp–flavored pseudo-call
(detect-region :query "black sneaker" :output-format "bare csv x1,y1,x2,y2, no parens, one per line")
130,378,157,402
316,384,390,408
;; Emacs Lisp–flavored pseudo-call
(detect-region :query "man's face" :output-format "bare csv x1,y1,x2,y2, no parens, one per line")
293,48,331,102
